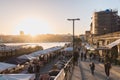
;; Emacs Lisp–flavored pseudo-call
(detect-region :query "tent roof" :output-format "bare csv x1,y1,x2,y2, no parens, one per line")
18,55,36,60
28,46,62,57
0,74,35,80
4,58,28,65
106,39,120,49
0,62,16,72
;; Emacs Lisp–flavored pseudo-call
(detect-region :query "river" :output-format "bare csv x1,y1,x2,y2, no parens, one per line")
3,42,69,50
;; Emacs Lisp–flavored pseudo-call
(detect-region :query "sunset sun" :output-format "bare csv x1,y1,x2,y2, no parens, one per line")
15,18,53,36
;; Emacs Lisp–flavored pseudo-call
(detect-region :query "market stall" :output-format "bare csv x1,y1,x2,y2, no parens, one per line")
0,62,16,73
0,74,35,80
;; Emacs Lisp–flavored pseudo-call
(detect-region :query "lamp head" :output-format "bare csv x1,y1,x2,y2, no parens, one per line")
67,18,80,21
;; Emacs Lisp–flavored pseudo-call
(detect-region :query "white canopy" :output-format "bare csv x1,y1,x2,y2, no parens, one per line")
0,62,16,72
106,39,120,49
28,51,43,57
28,46,62,57
18,55,36,60
0,74,35,80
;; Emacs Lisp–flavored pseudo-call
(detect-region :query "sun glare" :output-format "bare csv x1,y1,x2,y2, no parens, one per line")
14,18,53,36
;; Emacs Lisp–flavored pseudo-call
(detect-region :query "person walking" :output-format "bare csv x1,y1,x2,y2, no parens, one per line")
84,53,87,61
73,51,79,66
104,61,111,80
89,62,95,75
80,52,83,61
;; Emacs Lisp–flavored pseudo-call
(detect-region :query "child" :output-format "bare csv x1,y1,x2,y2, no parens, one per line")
89,62,95,75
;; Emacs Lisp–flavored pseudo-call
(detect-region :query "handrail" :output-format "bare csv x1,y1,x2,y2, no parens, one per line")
54,57,73,80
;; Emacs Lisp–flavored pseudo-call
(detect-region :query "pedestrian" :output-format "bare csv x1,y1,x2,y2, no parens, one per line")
84,53,87,61
34,62,41,80
104,54,111,63
89,62,95,75
28,64,34,73
73,51,79,66
80,52,83,61
104,61,111,79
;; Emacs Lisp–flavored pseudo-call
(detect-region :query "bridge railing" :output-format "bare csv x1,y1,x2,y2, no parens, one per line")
54,57,73,80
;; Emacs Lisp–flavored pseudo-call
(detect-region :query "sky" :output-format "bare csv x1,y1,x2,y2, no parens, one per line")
0,0,120,35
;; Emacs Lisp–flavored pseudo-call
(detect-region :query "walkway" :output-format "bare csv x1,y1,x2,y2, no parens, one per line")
71,65,81,80
71,58,120,80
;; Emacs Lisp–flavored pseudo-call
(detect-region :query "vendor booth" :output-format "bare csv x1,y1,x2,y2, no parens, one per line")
0,74,35,80
0,62,16,74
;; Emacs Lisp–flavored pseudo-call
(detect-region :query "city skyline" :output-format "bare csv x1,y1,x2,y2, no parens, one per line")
0,0,120,35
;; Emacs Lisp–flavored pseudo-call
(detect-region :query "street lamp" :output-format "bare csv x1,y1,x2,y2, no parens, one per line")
67,18,80,54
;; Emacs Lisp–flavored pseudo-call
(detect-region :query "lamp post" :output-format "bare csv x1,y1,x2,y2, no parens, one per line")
67,18,80,54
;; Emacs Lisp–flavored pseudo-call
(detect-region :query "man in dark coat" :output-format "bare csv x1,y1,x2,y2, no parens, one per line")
73,51,79,66
80,52,83,61
104,61,111,79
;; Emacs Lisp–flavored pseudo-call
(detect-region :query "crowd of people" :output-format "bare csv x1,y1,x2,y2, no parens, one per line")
88,60,111,80
73,45,111,80
26,50,72,80
26,44,113,80
78,47,112,80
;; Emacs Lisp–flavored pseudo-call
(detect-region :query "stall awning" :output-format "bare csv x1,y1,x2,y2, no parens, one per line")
18,55,36,60
28,46,62,57
106,39,120,49
0,74,35,80
4,58,28,65
0,62,16,72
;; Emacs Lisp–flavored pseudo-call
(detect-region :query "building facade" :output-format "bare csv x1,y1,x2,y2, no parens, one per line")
91,9,120,35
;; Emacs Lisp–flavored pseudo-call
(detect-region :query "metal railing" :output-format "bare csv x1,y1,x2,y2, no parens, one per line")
54,57,73,80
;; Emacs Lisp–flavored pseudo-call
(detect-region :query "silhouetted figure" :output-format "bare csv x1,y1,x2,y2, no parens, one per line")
73,51,79,65
34,62,40,80
84,53,87,61
96,54,100,62
92,54,96,60
104,62,111,79
89,62,95,75
104,54,111,63
80,52,83,61
28,64,34,73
